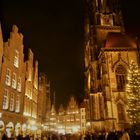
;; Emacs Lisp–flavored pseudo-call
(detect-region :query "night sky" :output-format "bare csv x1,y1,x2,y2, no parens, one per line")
0,0,140,108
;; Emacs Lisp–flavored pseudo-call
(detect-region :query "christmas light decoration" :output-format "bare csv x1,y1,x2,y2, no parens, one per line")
126,61,140,127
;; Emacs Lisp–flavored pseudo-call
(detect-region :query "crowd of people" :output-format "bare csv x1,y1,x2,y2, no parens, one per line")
1,129,140,140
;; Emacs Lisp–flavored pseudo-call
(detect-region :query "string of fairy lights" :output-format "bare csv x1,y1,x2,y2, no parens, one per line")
126,61,140,125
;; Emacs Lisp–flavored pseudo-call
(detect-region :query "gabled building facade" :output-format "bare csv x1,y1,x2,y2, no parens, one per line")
65,96,81,134
84,0,139,131
0,24,40,137
0,25,25,130
57,104,65,134
23,49,38,121
57,96,86,134
38,73,51,124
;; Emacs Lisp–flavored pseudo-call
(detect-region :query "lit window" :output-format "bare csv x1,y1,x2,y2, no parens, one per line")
9,93,14,111
17,77,21,92
115,65,126,91
3,89,9,110
15,95,20,113
12,73,16,89
5,68,11,86
14,50,19,68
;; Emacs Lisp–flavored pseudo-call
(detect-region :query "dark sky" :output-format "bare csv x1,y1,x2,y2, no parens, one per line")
0,0,85,108
121,1,140,36
0,0,140,108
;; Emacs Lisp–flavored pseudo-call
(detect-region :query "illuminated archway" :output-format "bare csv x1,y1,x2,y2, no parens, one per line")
6,122,14,138
15,123,21,136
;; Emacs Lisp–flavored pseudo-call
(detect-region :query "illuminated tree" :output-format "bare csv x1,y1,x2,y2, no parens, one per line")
126,61,140,127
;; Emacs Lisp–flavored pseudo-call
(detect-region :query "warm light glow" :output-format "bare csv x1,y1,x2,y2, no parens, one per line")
0,120,4,131
6,128,12,138
23,112,31,116
72,126,79,133
86,122,90,126
27,124,31,130
30,125,37,131
57,128,65,134
0,112,2,118
22,124,27,132
30,120,35,125
15,123,21,136
42,125,48,130
6,122,14,138
126,61,140,124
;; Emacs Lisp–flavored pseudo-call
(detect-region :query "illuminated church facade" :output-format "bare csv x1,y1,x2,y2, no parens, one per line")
84,0,140,130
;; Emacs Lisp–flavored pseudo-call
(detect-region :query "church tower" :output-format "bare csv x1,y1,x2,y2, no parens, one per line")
84,0,139,130
90,0,124,58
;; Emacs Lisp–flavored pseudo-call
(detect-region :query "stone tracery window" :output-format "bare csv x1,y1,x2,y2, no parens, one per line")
115,64,126,91
117,103,125,122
